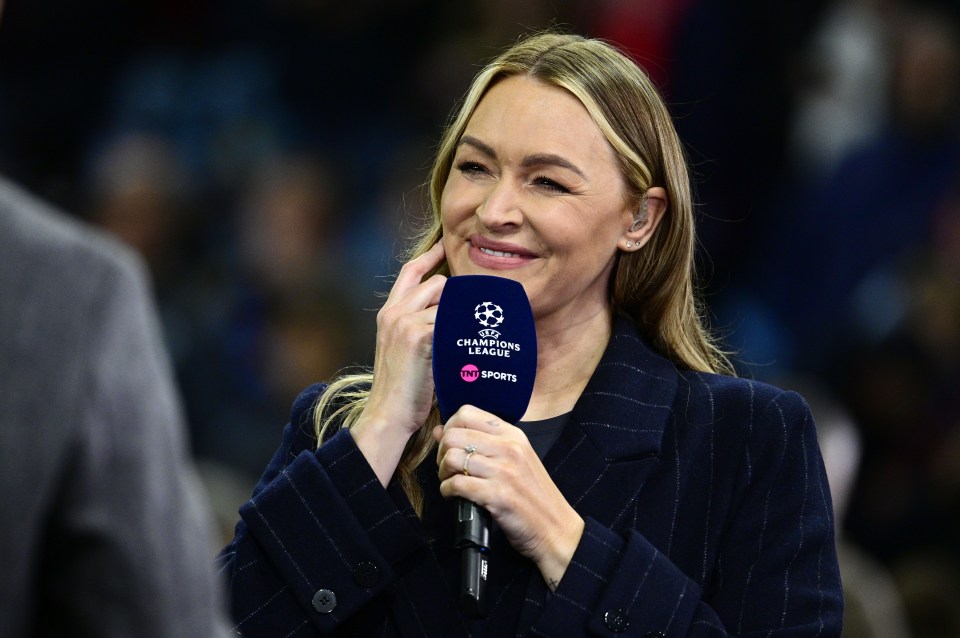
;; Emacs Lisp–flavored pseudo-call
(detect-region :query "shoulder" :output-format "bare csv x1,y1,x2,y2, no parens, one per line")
605,316,813,435
0,176,147,304
0,179,155,404
0,178,158,383
674,370,814,444
680,370,807,411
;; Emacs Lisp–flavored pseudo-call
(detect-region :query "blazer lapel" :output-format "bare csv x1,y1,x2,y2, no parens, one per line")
544,314,679,530
515,316,682,635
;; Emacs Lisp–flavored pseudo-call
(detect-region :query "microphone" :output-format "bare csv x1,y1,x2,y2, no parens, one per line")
432,275,537,617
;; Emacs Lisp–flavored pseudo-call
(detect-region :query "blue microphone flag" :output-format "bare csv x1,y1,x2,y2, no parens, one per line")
432,275,537,424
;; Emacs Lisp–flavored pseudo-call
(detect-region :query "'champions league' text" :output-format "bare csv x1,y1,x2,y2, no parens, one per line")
456,338,521,358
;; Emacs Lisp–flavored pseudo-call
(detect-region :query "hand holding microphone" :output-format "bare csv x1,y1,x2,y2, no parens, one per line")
434,403,586,599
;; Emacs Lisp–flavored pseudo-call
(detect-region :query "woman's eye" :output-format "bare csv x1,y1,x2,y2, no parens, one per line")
532,175,569,193
456,161,488,176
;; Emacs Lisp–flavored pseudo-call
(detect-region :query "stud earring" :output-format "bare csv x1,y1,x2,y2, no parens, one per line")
625,240,634,248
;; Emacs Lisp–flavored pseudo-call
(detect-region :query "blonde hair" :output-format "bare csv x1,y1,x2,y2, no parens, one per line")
315,32,732,514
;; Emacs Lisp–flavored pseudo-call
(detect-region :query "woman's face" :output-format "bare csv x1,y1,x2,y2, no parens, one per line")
440,75,636,327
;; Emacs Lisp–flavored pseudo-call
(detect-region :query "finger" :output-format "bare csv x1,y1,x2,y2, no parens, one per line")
437,446,487,482
438,473,489,509
435,429,479,469
436,413,488,453
373,304,439,362
385,242,446,304
375,291,441,361
398,240,445,284
442,404,508,435
394,304,439,333
435,406,510,465
381,272,446,319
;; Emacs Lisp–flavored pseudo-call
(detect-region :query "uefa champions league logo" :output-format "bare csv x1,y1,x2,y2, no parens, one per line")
457,298,519,360
474,301,503,338
474,301,504,328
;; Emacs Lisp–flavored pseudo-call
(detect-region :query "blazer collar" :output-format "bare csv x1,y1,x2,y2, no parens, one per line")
547,313,679,464
542,314,679,519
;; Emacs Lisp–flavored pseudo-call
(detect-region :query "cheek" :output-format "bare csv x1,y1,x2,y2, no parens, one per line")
440,181,476,227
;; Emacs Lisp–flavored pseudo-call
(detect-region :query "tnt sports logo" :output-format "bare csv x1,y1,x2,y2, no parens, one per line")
459,364,517,384
474,301,504,328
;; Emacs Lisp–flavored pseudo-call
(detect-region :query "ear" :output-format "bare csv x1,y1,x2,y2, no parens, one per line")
621,186,668,251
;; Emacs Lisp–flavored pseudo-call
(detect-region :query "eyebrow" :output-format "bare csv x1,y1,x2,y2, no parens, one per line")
458,135,588,181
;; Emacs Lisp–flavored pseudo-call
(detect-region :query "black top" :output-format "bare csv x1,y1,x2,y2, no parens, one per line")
517,413,569,459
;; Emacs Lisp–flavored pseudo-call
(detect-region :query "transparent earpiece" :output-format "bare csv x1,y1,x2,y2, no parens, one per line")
630,194,649,232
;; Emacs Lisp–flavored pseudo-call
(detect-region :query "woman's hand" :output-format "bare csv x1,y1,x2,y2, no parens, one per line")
434,405,585,591
351,241,446,486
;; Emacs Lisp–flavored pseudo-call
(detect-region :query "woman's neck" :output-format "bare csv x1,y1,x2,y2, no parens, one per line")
522,308,612,421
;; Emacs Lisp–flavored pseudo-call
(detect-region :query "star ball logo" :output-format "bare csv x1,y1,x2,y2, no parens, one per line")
474,301,503,339
475,301,504,327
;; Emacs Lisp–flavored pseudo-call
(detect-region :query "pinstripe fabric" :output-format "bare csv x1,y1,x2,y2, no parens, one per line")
220,315,842,636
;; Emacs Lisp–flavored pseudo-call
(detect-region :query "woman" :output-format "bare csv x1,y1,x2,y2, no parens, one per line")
220,33,843,636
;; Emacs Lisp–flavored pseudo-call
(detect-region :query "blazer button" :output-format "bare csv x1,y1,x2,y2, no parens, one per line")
353,561,380,588
645,633,667,638
312,588,337,614
604,609,629,632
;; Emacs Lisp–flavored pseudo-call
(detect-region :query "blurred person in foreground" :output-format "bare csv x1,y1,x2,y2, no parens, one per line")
220,32,843,636
0,179,231,634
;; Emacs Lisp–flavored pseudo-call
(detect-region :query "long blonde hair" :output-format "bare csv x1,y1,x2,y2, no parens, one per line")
314,32,732,514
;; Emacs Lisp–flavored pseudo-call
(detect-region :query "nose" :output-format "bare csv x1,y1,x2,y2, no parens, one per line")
476,177,523,229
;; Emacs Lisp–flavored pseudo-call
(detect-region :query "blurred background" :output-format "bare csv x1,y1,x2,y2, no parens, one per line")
1,0,958,634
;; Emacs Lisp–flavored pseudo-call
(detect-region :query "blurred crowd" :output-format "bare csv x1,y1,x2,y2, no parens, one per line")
1,0,958,635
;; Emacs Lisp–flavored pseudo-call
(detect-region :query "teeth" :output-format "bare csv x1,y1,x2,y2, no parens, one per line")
480,247,519,258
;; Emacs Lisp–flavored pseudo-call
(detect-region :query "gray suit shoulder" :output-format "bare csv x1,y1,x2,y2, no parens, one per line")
0,176,233,638
0,176,148,293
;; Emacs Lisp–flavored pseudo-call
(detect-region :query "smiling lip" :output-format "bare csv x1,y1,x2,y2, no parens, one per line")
468,236,535,269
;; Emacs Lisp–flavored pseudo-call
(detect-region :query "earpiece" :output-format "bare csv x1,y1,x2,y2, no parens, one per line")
630,194,649,232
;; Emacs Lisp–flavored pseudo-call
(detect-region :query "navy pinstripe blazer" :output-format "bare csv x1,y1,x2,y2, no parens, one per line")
220,315,843,636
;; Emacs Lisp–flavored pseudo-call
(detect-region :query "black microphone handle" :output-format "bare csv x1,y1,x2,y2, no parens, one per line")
456,498,491,616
